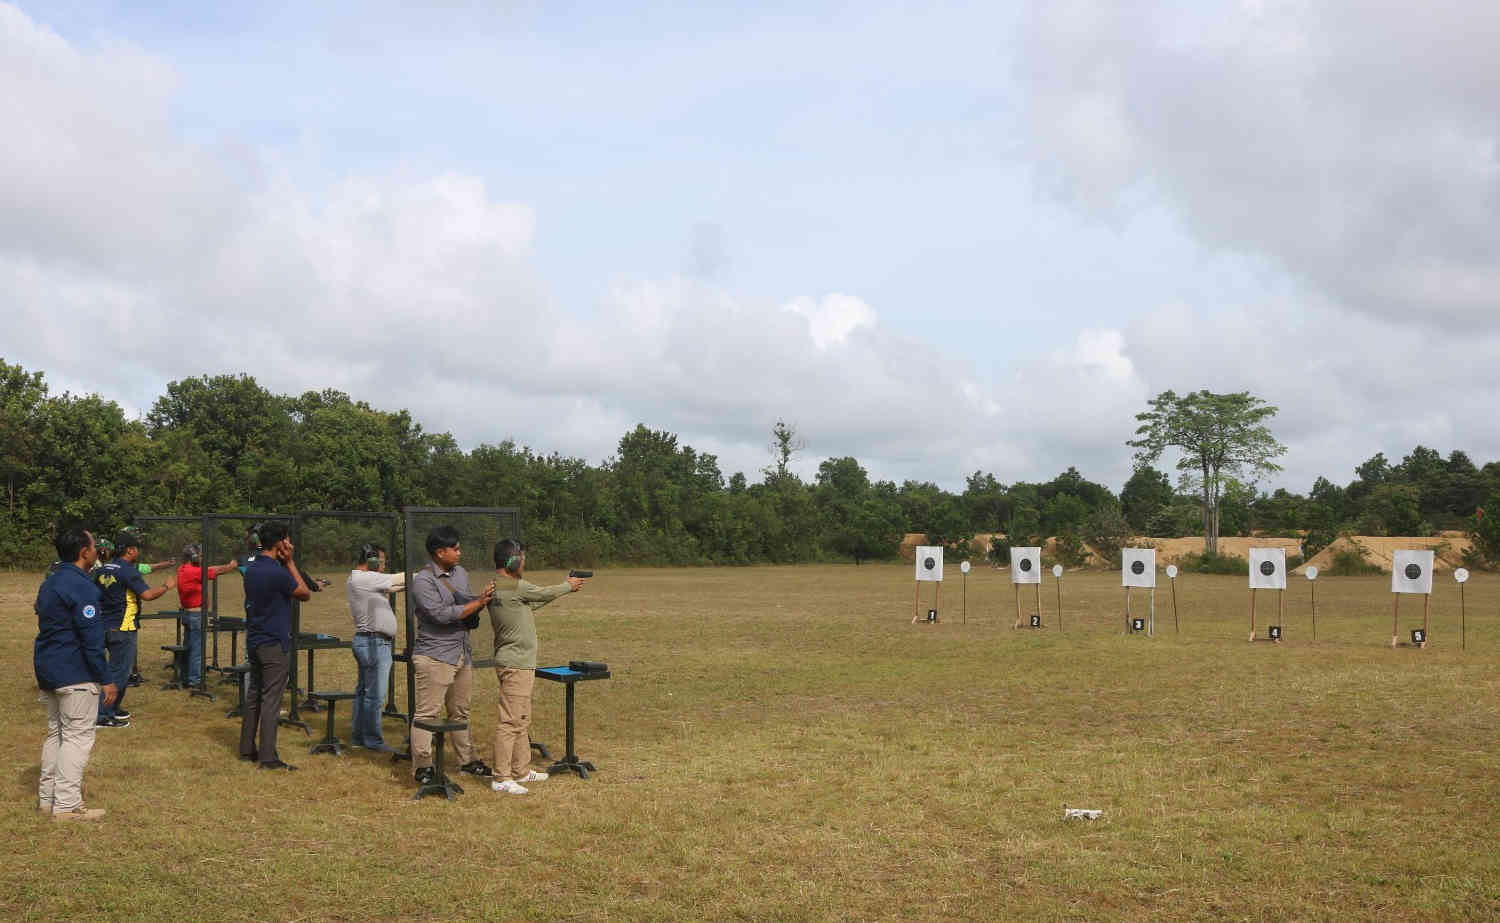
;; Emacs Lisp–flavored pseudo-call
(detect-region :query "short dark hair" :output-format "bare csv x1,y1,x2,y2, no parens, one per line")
494,538,525,570
426,526,461,556
115,530,141,553
55,527,93,564
258,521,290,548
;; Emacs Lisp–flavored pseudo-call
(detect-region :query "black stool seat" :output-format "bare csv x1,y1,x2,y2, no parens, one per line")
413,719,469,801
160,645,190,690
221,663,251,718
413,718,467,733
308,691,356,756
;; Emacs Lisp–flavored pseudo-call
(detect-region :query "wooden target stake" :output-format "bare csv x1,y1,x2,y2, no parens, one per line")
1421,592,1429,648
1170,575,1179,635
1034,583,1042,628
1460,582,1466,650
1055,576,1063,631
1310,580,1317,640
1390,594,1400,648
962,569,967,625
1013,582,1021,630
1124,587,1132,634
1277,588,1284,643
1249,587,1257,643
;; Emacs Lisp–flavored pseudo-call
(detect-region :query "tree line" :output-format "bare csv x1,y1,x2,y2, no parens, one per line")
3,358,1498,569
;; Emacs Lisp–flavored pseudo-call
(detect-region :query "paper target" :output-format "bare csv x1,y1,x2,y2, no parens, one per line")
1010,547,1041,585
1051,564,1063,578
915,546,944,583
1390,549,1434,595
1165,564,1178,580
960,560,971,575
1455,567,1470,584
1121,547,1156,588
1305,566,1319,581
1249,547,1287,590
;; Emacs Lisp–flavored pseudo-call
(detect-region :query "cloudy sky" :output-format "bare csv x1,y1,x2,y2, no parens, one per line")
5,1,1498,494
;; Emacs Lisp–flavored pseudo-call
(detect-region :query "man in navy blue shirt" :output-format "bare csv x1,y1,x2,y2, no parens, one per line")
35,527,116,820
93,531,176,726
239,521,311,770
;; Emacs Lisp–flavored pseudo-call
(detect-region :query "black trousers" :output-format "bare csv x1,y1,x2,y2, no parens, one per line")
240,642,290,762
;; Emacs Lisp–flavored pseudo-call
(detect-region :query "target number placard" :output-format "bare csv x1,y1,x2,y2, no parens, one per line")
1249,547,1287,590
1391,549,1434,595
1122,548,1156,588
1011,546,1041,585
915,546,944,582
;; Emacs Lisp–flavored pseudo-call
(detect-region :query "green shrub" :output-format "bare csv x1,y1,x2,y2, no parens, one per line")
1326,548,1383,576
1176,551,1250,575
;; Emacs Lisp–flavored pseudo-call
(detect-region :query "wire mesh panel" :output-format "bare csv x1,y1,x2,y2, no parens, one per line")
204,513,294,691
401,507,521,666
131,515,205,690
294,511,404,724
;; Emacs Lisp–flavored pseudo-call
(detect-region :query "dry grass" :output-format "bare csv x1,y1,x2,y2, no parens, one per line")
3,565,1499,921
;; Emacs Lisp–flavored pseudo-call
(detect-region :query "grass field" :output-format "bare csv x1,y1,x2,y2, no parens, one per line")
4,564,1499,921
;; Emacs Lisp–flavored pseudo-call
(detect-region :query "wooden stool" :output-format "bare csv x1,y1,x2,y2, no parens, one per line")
412,718,467,800
308,692,357,755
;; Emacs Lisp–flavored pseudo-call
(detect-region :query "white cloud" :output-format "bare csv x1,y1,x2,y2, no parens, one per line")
1017,0,1500,327
781,293,877,351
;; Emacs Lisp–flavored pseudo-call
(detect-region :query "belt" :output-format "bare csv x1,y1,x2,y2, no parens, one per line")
354,631,394,642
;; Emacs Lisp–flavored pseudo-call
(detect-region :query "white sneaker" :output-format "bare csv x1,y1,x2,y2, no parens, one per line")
491,779,529,795
519,770,548,783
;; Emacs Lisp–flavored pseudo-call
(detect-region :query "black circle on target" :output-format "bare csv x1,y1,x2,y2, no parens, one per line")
1405,563,1422,580
1131,560,1145,575
1020,558,1033,572
924,556,935,571
1260,560,1276,576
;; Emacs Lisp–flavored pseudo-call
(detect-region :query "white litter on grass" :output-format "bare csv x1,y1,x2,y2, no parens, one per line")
1063,805,1103,821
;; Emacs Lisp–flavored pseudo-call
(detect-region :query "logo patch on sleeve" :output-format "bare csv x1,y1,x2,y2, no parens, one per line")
82,605,97,619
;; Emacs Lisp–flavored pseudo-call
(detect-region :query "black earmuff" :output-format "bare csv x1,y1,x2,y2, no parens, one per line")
505,555,520,571
358,542,382,567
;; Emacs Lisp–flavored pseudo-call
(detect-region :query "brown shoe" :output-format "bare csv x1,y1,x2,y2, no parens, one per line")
53,807,107,821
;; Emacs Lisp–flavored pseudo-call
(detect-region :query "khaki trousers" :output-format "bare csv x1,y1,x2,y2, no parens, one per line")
39,683,100,813
411,654,475,771
493,668,536,780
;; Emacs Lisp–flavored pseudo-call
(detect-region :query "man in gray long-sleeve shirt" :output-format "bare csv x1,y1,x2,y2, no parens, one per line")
409,526,494,785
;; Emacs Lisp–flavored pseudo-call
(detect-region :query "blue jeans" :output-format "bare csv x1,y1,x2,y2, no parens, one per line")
181,613,202,686
350,634,392,747
99,629,138,720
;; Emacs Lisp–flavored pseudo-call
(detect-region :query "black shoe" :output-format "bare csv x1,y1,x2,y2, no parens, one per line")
113,709,131,720
96,716,129,728
414,766,436,785
257,759,297,771
459,760,493,778
127,673,144,687
239,753,256,762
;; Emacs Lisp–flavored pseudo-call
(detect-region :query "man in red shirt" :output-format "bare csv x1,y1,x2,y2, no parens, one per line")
177,543,237,688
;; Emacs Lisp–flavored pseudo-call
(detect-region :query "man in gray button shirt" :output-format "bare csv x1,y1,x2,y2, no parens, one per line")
409,526,494,786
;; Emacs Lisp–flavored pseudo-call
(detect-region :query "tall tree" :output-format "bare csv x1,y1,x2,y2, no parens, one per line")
1128,390,1286,555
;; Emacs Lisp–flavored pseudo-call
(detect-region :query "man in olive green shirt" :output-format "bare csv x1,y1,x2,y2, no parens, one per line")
486,538,585,794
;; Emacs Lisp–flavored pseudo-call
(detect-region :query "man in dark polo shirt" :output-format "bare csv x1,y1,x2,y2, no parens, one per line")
93,531,176,726
409,526,494,786
35,527,116,820
238,521,311,770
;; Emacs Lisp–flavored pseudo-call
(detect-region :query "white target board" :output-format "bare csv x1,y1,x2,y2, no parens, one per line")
915,546,944,582
1391,549,1434,595
1010,547,1041,584
1121,548,1156,588
1249,547,1287,590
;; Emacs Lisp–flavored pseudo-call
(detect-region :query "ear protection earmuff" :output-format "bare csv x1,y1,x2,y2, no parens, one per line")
358,542,381,567
505,554,520,571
